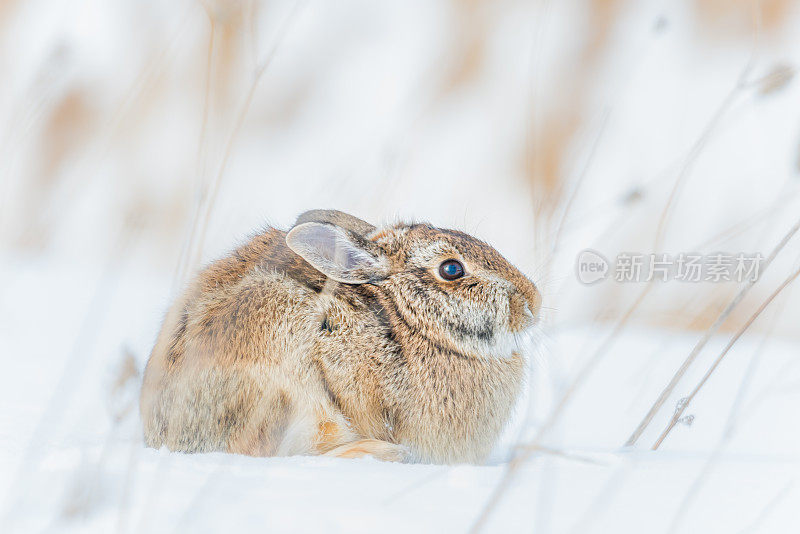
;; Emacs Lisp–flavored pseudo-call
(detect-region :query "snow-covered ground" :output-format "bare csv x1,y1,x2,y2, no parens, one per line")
1,254,799,532
2,0,800,532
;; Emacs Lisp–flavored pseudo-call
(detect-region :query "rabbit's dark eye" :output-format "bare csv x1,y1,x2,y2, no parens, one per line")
439,259,465,281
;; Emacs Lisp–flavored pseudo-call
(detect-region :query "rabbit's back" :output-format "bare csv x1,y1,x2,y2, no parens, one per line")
140,230,338,454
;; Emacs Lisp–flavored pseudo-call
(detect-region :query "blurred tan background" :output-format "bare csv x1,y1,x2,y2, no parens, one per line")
2,0,799,340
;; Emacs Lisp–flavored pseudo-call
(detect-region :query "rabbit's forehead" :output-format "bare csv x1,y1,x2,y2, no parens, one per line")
403,226,509,269
372,223,513,272
408,240,460,263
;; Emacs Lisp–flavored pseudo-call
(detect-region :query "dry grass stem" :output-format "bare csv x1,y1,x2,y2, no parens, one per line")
552,109,610,254
184,0,304,278
737,482,796,534
652,263,800,449
626,215,800,447
665,280,792,534
468,285,650,534
173,12,218,289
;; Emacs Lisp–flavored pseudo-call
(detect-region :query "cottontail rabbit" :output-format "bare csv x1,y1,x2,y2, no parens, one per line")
140,210,540,464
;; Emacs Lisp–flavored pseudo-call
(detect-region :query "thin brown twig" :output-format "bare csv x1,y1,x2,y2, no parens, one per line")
737,481,795,534
625,215,800,447
624,0,765,448
652,68,753,252
186,0,304,274
665,274,793,534
173,9,217,288
567,462,631,534
652,264,800,449
552,109,611,254
381,467,451,505
690,189,798,252
468,285,649,534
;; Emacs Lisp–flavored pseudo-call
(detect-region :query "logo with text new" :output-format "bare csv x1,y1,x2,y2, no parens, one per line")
576,249,609,285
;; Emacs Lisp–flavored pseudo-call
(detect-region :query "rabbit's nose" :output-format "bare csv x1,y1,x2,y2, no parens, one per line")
526,284,541,320
523,302,536,322
508,288,539,332
508,271,541,327
518,277,541,314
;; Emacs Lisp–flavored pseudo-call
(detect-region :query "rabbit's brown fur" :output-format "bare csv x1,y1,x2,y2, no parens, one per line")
140,210,540,464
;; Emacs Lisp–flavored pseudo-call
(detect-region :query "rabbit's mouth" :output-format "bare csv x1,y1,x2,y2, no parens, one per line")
449,296,540,359
468,318,538,359
475,330,531,360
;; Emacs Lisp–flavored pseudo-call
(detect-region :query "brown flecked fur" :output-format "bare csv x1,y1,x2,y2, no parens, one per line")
140,210,541,464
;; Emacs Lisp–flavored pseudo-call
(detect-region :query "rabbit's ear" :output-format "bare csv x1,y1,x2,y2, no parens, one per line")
294,209,375,236
286,222,388,284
